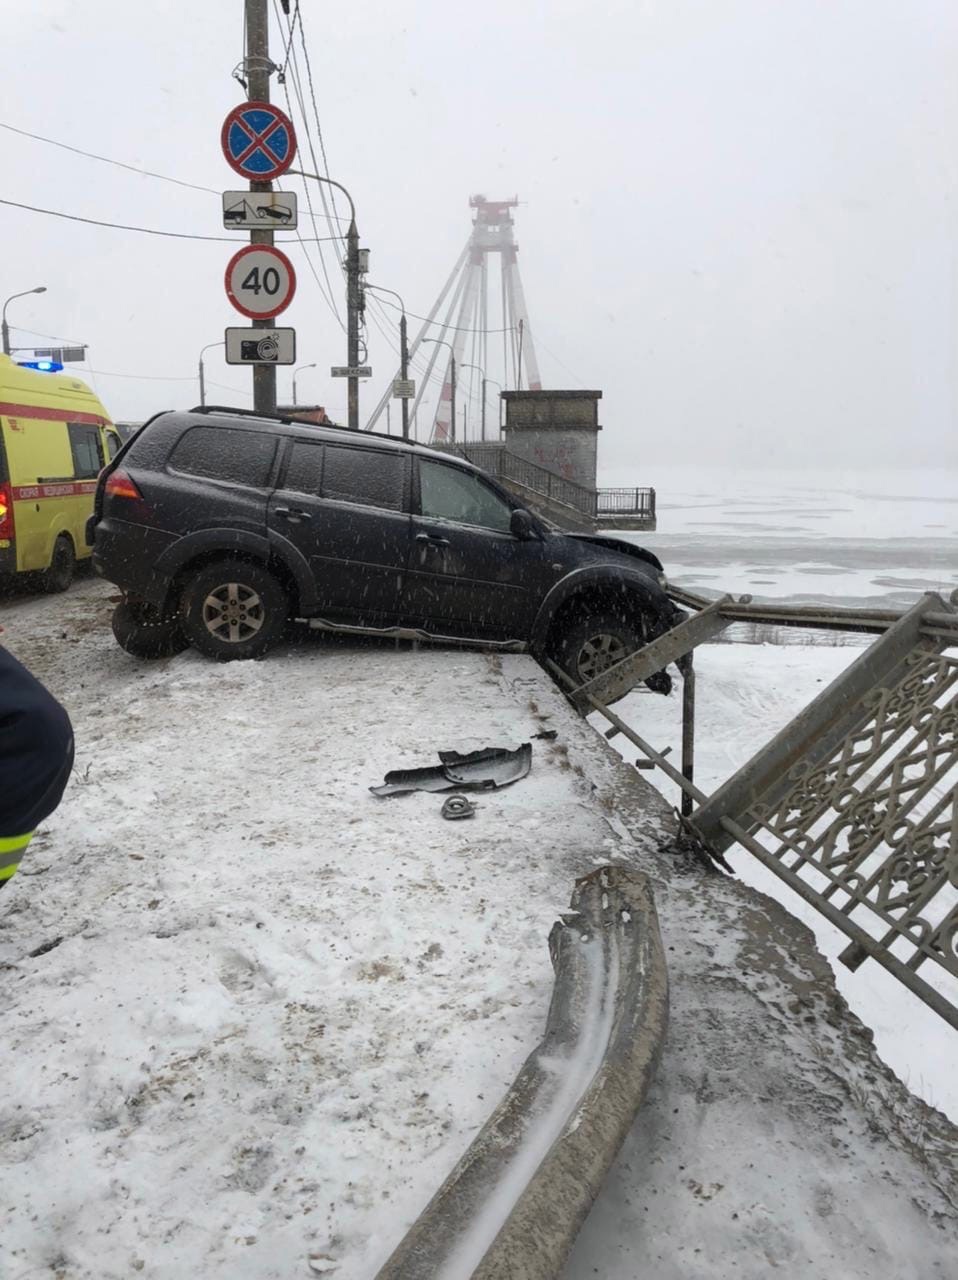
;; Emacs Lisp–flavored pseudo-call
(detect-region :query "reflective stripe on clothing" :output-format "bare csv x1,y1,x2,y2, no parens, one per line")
0,832,33,881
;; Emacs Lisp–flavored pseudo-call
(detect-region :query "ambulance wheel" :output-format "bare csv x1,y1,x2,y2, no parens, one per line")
178,558,288,661
41,536,76,594
112,600,189,659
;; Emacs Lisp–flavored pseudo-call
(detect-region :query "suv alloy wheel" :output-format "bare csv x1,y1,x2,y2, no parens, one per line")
178,558,288,660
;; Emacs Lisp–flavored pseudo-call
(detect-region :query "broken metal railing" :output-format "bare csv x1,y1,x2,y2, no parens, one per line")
554,591,958,1031
375,866,668,1280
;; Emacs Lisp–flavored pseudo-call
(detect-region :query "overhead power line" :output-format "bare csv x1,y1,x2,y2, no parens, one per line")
0,120,219,195
0,196,341,244
372,292,517,335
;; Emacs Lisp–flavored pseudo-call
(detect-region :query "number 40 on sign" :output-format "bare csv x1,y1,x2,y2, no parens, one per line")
224,244,296,319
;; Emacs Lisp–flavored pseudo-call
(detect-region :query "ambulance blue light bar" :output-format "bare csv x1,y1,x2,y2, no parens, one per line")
18,360,63,372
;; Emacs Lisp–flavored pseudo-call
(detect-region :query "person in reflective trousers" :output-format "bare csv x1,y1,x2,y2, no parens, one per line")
0,643,74,890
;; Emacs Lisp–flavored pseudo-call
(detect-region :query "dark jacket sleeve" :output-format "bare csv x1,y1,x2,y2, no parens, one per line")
0,645,74,837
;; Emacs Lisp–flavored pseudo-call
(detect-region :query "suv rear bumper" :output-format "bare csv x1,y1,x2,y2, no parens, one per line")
91,519,178,607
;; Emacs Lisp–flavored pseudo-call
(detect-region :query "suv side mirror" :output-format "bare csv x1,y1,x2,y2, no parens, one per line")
510,508,536,540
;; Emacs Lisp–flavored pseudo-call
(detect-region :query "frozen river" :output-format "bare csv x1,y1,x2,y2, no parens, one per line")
599,465,958,608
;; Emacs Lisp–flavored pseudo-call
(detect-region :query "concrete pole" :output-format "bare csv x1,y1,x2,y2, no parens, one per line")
347,220,360,429
400,311,410,440
245,0,276,416
481,377,487,442
450,353,457,443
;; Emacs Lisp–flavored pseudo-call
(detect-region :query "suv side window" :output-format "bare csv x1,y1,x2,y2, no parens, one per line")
283,440,324,495
419,459,514,533
68,423,104,479
321,444,404,511
168,426,275,487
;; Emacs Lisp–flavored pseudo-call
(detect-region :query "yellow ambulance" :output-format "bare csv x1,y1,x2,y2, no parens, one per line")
0,354,121,591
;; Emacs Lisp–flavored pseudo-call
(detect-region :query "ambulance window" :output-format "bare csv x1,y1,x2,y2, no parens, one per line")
68,424,105,479
105,431,122,460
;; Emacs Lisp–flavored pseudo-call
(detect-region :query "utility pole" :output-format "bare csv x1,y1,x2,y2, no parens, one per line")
399,310,409,440
481,377,487,441
450,353,457,442
346,220,360,429
245,0,276,415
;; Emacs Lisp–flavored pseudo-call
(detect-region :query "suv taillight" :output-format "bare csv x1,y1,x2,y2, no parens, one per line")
0,481,14,539
104,469,143,501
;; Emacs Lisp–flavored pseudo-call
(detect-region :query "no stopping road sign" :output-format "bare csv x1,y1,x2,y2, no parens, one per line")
221,101,297,181
224,244,297,319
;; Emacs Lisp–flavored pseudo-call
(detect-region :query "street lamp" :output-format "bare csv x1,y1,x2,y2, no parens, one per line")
365,284,410,439
198,340,225,407
460,362,488,442
292,362,317,406
484,377,505,436
421,337,456,443
288,168,363,430
2,286,47,356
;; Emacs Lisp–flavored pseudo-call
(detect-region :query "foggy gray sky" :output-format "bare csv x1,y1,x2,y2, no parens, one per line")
4,0,958,470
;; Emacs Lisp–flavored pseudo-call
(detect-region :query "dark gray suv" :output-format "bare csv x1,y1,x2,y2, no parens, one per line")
88,407,679,693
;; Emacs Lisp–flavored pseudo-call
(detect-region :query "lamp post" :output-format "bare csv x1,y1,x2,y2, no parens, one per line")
198,340,225,407
460,362,487,442
421,337,456,443
365,284,409,439
292,362,316,406
484,377,505,437
288,168,363,429
2,286,47,356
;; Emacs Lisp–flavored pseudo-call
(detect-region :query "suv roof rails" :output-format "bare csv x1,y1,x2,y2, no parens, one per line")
188,403,421,449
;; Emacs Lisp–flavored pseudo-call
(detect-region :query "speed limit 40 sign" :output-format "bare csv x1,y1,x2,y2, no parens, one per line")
224,244,296,319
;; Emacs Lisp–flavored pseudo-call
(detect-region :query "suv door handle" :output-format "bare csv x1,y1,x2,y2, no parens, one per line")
415,532,449,547
274,507,312,522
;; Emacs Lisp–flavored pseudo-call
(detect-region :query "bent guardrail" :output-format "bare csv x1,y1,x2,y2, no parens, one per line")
375,866,668,1280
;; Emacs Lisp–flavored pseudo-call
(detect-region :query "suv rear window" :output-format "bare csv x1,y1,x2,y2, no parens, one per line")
168,426,275,487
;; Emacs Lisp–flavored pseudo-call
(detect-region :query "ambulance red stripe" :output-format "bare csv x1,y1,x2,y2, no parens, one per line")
12,482,99,500
0,400,109,427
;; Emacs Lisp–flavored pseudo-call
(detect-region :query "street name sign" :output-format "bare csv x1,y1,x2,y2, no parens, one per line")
225,245,296,319
222,191,298,230
225,327,296,365
33,346,86,364
331,365,372,378
392,378,416,399
221,101,296,181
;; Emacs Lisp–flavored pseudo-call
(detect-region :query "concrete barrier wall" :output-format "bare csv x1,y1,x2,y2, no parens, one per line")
375,866,668,1280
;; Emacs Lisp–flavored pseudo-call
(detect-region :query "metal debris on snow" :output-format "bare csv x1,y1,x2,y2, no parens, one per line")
440,794,476,820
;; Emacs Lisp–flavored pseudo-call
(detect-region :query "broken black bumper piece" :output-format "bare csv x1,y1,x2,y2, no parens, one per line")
370,743,533,797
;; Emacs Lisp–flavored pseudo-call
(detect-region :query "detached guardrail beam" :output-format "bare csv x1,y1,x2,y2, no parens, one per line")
375,866,668,1280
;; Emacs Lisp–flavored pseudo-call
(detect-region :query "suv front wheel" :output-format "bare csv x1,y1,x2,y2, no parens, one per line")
178,558,288,661
554,609,672,703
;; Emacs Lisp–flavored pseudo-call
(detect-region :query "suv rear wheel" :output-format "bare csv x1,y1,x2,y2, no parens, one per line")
112,599,189,659
178,559,288,661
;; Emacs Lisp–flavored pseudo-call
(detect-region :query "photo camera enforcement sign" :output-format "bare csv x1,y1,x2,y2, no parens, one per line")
225,327,296,365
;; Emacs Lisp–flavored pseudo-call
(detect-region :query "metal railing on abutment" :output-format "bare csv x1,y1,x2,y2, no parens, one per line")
436,441,599,522
597,487,656,520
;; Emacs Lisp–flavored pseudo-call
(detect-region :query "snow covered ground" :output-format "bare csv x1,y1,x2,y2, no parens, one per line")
1,576,955,1279
0,581,637,1280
